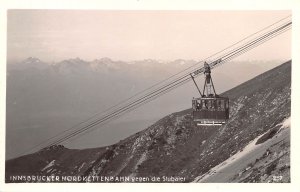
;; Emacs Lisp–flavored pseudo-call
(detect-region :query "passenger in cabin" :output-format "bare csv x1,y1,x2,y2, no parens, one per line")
220,100,225,110
210,100,215,111
214,100,218,111
210,100,214,111
204,100,208,109
207,100,211,110
218,100,222,110
199,100,203,109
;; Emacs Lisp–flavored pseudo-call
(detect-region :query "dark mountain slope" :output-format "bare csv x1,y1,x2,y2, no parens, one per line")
5,60,291,182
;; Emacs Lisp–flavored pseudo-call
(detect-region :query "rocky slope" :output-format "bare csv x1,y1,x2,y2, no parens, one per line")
193,117,290,183
5,60,291,183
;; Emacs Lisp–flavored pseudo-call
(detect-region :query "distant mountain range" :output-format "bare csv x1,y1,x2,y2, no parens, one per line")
6,57,285,159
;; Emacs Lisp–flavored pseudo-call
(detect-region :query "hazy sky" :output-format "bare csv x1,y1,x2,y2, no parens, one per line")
7,10,291,63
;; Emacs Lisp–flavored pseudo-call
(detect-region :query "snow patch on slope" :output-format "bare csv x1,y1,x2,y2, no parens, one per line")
135,152,148,169
78,162,86,172
281,117,291,129
193,117,291,182
41,160,55,171
128,152,148,178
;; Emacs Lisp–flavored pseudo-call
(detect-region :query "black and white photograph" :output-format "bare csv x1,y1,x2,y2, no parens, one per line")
0,0,300,191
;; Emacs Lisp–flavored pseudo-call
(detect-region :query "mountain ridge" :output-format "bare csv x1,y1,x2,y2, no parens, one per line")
6,57,285,160
6,60,291,183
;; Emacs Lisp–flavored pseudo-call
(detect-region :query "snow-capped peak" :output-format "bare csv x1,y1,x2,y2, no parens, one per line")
24,57,41,63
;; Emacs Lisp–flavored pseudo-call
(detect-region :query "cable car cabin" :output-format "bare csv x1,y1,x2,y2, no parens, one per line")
190,61,230,126
192,96,229,126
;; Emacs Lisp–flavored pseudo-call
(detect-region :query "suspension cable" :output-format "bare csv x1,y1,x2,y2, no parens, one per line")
19,16,292,156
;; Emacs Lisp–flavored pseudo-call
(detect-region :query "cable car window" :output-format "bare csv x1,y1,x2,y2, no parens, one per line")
217,100,221,110
203,100,207,109
209,100,213,110
214,100,217,110
197,100,201,110
220,100,225,110
207,100,211,110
